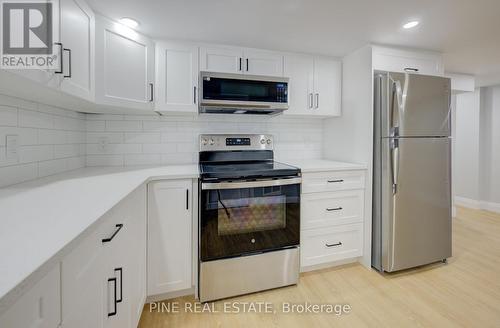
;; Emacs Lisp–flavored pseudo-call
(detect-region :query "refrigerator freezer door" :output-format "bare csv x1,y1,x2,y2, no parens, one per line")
381,72,451,137
381,137,452,272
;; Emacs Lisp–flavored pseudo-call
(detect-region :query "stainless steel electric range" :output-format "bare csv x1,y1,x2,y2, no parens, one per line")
198,134,301,302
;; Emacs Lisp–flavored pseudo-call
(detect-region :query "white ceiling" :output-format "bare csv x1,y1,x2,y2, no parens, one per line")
87,0,500,86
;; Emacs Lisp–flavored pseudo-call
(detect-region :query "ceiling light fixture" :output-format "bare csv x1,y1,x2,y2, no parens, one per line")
403,20,419,29
119,17,139,28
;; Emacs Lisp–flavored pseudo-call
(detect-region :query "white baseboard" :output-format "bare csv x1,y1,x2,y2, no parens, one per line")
479,201,500,214
454,196,500,214
454,196,481,209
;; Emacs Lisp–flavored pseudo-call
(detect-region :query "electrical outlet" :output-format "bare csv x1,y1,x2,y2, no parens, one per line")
98,136,109,151
6,135,19,162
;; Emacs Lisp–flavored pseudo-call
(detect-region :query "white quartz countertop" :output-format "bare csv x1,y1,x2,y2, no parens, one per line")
286,159,367,172
0,158,365,308
0,165,198,307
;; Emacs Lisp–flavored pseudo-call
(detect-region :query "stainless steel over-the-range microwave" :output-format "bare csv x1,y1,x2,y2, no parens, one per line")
198,71,289,115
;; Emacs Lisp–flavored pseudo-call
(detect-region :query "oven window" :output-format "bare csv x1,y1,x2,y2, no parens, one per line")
200,183,300,261
217,193,286,235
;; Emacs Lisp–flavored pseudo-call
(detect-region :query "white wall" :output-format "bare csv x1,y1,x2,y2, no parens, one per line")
454,86,500,213
0,94,86,188
479,86,500,211
453,89,481,204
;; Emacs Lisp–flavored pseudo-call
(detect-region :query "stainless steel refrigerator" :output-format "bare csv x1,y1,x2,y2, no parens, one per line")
372,71,452,272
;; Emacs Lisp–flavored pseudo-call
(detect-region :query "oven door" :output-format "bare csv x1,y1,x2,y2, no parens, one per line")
200,178,301,261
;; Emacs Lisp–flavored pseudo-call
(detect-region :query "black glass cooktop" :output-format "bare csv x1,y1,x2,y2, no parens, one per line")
199,161,300,180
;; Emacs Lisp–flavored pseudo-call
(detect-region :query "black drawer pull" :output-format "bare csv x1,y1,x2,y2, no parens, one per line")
102,224,123,243
326,207,343,211
326,242,342,248
327,179,344,183
404,67,419,72
115,268,123,303
108,277,117,316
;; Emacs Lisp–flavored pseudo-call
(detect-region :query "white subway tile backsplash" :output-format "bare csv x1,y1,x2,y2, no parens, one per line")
86,120,105,132
86,154,124,167
18,109,54,129
19,145,54,163
0,163,38,187
124,132,161,144
0,92,324,186
0,105,18,127
106,120,142,132
124,154,161,166
0,127,38,145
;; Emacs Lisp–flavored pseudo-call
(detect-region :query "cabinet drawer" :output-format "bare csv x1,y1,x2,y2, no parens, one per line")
302,190,364,229
372,46,444,76
302,170,365,193
301,224,363,267
0,265,60,328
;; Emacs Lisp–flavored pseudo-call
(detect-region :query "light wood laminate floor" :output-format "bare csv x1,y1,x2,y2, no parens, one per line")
139,207,500,327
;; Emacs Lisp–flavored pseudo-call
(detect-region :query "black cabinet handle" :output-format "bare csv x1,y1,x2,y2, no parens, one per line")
326,242,342,248
246,58,249,71
107,277,117,316
404,67,419,72
326,207,343,211
63,48,71,78
239,58,242,71
149,83,154,102
193,86,197,104
115,268,123,303
186,189,189,210
54,42,63,74
327,179,344,183
102,224,123,243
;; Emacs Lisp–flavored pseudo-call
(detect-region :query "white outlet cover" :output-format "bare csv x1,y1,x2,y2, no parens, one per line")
6,135,19,161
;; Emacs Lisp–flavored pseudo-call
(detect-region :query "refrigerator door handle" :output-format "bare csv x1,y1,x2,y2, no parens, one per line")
390,74,408,137
390,138,400,194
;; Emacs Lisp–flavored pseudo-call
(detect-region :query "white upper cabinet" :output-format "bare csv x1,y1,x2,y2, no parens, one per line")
244,48,283,76
313,57,341,116
200,45,243,74
155,41,199,113
284,54,314,115
372,45,444,76
200,45,284,76
95,15,154,110
284,54,341,117
59,0,95,101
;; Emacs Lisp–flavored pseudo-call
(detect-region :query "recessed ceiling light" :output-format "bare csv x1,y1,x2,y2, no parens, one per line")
119,17,139,28
403,21,419,29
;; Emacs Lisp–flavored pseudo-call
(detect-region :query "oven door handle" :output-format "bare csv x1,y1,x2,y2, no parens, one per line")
202,177,302,190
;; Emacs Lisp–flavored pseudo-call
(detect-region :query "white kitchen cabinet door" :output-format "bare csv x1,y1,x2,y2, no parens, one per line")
283,54,314,115
95,15,154,110
372,46,444,76
155,41,199,113
313,57,342,116
244,48,284,76
148,180,193,296
0,266,61,328
200,46,243,74
59,0,95,101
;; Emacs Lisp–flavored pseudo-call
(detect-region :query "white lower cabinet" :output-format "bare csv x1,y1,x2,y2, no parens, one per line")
0,265,61,328
300,169,366,270
61,185,146,328
147,180,193,296
302,223,363,267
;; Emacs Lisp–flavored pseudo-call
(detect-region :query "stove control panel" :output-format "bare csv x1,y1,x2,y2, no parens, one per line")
200,134,273,151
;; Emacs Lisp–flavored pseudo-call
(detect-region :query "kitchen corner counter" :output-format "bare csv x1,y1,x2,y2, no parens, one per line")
0,165,199,310
286,159,367,173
